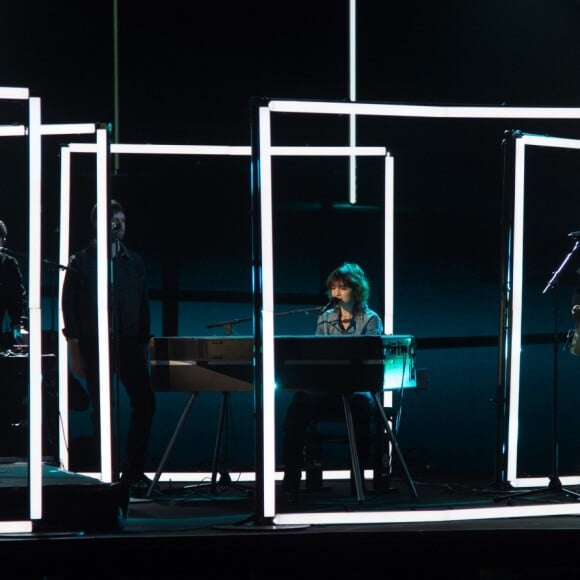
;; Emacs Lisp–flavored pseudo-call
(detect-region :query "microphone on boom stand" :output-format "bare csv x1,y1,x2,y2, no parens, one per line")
320,297,339,312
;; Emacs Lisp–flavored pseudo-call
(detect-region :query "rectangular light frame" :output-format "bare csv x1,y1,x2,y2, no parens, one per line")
506,133,580,488
0,87,33,534
257,99,580,526
59,142,376,482
0,92,94,531
30,118,98,512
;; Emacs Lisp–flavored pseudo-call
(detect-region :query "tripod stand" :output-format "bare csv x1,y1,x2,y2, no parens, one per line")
495,240,580,502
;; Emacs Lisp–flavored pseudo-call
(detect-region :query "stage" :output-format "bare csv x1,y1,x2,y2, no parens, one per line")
2,462,580,578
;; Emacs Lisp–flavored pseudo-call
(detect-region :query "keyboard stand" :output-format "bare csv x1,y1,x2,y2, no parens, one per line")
373,391,418,497
209,391,251,494
146,391,249,498
343,394,365,502
146,392,198,497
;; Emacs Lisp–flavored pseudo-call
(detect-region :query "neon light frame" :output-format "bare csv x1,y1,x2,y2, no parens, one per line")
54,104,580,521
59,142,383,481
506,133,580,488
58,143,251,479
29,114,98,512
0,85,95,532
257,99,580,526
0,87,33,533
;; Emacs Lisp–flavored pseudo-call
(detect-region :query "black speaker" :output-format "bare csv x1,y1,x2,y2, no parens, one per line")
0,352,58,459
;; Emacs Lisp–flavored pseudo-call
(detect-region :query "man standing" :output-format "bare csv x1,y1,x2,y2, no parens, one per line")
61,200,156,495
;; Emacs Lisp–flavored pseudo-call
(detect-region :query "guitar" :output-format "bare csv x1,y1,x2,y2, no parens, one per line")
564,328,580,356
568,306,580,356
566,324,580,356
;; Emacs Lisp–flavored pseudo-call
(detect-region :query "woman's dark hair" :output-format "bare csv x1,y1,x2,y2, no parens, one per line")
0,220,7,238
90,199,124,228
325,262,370,310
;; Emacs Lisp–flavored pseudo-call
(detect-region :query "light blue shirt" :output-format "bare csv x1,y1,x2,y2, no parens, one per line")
314,306,384,397
315,306,383,336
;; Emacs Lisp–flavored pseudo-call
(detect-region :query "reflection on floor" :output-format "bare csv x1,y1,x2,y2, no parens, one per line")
3,462,580,578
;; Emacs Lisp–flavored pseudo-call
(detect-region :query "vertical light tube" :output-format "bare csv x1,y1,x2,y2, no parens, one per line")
57,147,71,471
259,106,277,518
383,153,395,410
95,128,113,483
348,0,357,204
28,97,43,519
506,138,526,482
384,153,394,334
112,0,120,174
0,86,32,533
349,0,356,103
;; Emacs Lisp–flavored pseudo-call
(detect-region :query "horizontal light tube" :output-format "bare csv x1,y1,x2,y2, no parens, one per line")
0,521,33,533
512,475,580,488
274,502,580,526
520,133,580,149
270,146,386,156
111,144,251,155
0,87,29,100
40,123,96,135
75,469,388,483
0,125,26,137
269,100,580,120
110,144,386,157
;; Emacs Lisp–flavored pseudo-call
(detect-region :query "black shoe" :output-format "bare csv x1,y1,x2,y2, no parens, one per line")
282,478,299,492
282,468,301,493
305,464,323,490
277,482,298,503
373,473,393,492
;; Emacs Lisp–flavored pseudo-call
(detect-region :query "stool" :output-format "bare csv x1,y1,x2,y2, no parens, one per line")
303,394,366,501
304,393,418,500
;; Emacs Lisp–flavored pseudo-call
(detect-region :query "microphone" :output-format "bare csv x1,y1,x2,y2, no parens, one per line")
321,297,339,312
569,230,580,239
111,219,121,232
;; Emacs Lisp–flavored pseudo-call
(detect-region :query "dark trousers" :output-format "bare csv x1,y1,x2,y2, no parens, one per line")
80,336,156,479
282,391,372,490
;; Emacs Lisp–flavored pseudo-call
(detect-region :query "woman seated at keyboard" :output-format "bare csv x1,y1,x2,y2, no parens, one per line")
281,262,383,496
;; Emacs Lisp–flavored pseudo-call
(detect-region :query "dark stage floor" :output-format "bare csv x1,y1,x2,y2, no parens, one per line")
3,463,580,578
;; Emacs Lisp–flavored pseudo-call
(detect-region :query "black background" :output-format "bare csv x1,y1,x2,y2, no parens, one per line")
3,0,580,482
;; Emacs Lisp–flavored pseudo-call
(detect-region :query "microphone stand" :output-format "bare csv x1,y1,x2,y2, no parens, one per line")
205,305,327,335
495,238,580,502
1,246,73,272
